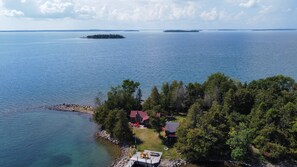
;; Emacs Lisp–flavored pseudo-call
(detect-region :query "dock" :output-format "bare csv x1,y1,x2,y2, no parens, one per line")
125,150,163,167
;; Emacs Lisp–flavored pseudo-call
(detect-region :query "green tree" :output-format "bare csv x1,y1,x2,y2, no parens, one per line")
203,102,230,157
135,88,142,110
170,81,186,114
105,80,141,113
183,127,215,160
234,88,254,115
227,123,255,161
253,125,289,160
104,109,118,134
177,102,230,160
143,86,161,110
203,72,235,106
122,79,140,94
94,104,109,125
160,82,171,115
151,86,161,106
113,110,133,142
184,82,204,110
248,75,295,94
148,110,165,134
186,102,203,128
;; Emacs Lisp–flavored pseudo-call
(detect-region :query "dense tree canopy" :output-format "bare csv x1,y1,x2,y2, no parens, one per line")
93,80,139,143
143,73,297,163
113,110,133,142
105,79,142,112
94,73,297,164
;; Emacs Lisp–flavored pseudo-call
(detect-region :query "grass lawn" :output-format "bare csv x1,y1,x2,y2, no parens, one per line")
133,128,181,159
166,114,186,123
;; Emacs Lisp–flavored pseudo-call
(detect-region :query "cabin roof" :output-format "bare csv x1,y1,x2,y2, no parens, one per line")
130,110,139,118
165,122,179,133
138,111,148,119
130,110,150,121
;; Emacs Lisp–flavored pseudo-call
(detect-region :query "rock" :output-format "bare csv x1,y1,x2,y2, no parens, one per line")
46,103,94,114
159,159,187,167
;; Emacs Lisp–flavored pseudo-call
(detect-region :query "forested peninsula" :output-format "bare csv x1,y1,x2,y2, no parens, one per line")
93,73,297,166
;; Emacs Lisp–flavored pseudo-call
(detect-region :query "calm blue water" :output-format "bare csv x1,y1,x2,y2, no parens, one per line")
0,31,297,166
0,111,114,167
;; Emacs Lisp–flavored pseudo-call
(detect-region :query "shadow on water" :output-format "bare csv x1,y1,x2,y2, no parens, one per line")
49,154,72,167
96,138,122,160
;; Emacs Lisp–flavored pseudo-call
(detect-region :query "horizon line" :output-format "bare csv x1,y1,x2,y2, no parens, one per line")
0,28,296,32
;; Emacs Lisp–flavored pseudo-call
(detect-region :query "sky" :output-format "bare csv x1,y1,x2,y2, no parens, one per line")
0,0,296,30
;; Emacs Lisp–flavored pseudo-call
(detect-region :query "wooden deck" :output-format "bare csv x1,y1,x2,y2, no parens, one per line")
125,150,163,167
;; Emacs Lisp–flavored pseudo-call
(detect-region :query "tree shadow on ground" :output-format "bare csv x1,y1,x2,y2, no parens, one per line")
133,136,143,145
159,134,176,148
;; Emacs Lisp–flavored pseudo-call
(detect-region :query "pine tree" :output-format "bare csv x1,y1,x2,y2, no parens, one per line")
104,109,118,134
150,86,161,106
113,110,133,143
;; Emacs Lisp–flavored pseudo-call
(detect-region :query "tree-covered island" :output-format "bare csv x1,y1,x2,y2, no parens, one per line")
82,34,125,39
164,30,200,32
93,73,297,166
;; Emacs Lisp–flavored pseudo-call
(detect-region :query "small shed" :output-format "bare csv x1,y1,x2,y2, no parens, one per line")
164,122,179,138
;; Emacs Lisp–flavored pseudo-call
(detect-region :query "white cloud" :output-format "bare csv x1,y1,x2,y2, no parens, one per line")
259,5,273,14
39,0,73,14
200,8,218,21
219,11,245,21
90,1,200,22
0,0,296,29
74,5,96,19
0,9,24,17
239,0,260,8
0,0,201,21
226,0,261,8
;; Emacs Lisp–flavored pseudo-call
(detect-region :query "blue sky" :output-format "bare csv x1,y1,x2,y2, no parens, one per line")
0,0,296,30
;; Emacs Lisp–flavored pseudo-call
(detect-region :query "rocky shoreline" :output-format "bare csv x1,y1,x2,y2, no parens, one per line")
96,130,134,167
95,130,188,167
97,128,293,167
45,104,296,167
96,130,120,145
46,103,94,114
160,159,187,167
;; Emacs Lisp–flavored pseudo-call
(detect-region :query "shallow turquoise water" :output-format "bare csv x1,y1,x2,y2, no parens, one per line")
0,31,297,166
0,110,114,167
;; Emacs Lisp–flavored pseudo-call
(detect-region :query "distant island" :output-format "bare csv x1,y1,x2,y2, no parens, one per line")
81,34,125,39
0,29,139,33
164,30,200,32
251,29,297,31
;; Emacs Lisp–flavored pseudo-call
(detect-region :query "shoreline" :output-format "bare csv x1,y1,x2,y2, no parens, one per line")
46,103,94,115
95,129,188,167
47,104,128,167
45,103,281,167
46,104,128,166
46,104,188,167
96,130,133,167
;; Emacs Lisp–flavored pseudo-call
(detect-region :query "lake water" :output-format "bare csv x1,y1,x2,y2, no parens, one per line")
0,31,297,167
